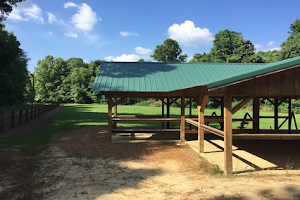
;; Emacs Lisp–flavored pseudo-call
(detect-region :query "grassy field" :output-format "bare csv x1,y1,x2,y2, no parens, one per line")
0,104,298,146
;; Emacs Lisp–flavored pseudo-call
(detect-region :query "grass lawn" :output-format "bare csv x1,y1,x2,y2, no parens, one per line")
0,104,298,146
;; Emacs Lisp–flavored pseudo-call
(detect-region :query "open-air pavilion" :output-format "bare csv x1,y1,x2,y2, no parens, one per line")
92,56,300,175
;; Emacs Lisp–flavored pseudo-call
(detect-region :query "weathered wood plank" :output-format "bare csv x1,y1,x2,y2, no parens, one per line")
255,76,269,95
241,79,255,95
228,83,242,95
282,69,295,95
268,73,282,95
233,150,277,169
209,140,238,150
295,67,300,95
200,124,224,137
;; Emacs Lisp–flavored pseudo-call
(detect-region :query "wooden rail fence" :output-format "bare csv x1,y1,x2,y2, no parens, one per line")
0,104,59,133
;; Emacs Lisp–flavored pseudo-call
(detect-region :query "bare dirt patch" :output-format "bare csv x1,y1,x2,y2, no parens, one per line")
1,126,300,200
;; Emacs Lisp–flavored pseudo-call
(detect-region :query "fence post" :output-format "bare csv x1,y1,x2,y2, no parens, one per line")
31,107,33,120
34,107,37,118
11,111,14,129
19,110,22,125
1,111,4,133
26,108,28,123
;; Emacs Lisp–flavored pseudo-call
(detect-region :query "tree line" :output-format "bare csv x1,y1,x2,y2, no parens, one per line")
1,17,300,106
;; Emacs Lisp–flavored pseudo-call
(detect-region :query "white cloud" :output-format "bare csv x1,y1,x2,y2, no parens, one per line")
66,3,99,32
64,31,78,38
135,46,152,55
254,44,262,49
104,54,140,62
64,2,78,8
120,31,139,36
168,20,213,46
268,41,275,46
46,31,53,36
47,12,56,24
8,0,44,23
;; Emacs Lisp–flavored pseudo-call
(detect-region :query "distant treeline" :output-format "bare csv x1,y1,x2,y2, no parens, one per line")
1,19,300,107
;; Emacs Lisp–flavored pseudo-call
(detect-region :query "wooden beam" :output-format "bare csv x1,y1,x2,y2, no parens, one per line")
198,95,209,153
108,95,112,140
185,118,199,127
167,98,170,129
224,95,233,175
274,97,278,130
200,124,224,137
111,96,126,108
288,98,292,133
113,95,117,129
162,98,164,129
168,97,181,107
253,97,260,133
233,134,300,140
180,95,185,142
232,95,254,114
189,98,192,129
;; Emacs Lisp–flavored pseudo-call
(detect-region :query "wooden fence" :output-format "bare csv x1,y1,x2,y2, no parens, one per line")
0,104,59,133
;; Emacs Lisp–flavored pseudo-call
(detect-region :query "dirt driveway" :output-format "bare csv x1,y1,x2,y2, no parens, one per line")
1,126,300,200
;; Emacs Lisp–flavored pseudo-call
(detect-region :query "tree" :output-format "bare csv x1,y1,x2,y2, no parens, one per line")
210,29,255,63
151,38,187,62
0,23,29,105
288,18,300,36
137,59,151,62
189,52,214,63
280,19,300,60
0,0,25,21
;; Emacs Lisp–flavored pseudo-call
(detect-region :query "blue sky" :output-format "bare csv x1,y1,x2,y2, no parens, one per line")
3,0,300,72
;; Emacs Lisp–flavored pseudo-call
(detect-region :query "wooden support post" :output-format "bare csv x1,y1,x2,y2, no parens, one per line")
288,98,292,133
253,97,259,133
198,95,209,153
113,95,117,129
274,97,278,130
11,111,14,129
0,111,4,133
220,97,224,129
108,95,112,140
26,108,28,123
189,98,192,129
34,107,37,118
167,98,170,129
224,95,233,175
162,98,164,129
180,95,185,142
19,110,22,125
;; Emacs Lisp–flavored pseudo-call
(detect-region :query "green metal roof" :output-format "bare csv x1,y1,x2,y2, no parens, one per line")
91,56,300,92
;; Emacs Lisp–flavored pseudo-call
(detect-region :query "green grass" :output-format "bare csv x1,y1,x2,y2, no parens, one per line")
0,104,299,146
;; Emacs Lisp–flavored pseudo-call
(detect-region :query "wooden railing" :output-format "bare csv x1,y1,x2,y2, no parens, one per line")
0,104,59,133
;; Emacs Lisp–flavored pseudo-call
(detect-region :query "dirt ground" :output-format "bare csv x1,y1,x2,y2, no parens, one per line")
1,109,300,199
